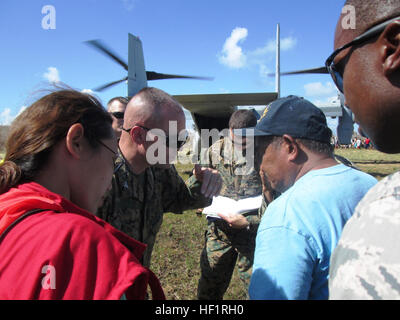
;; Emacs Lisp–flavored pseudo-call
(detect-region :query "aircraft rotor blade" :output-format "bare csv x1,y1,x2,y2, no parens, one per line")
146,71,213,81
93,77,128,92
268,66,328,76
85,39,128,71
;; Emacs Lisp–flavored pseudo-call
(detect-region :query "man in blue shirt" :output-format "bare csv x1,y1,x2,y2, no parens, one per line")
248,96,377,300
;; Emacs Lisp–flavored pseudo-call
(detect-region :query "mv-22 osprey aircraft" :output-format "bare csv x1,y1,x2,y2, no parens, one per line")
85,25,354,145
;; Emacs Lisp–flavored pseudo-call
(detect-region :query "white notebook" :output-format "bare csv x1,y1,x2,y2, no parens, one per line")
202,195,262,219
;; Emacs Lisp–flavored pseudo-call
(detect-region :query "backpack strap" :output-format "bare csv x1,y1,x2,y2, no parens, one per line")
146,267,166,300
0,209,47,244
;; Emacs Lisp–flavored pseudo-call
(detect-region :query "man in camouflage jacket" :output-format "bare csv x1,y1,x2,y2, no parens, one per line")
97,153,212,268
197,110,264,300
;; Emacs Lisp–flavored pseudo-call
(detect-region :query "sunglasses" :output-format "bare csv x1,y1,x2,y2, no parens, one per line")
122,125,188,150
110,111,124,119
325,15,400,93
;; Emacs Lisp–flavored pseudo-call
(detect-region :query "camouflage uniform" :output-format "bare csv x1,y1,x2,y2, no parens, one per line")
97,150,211,268
329,171,400,300
197,138,263,300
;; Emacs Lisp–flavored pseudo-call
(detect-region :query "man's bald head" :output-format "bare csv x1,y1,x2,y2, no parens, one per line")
124,87,184,130
119,87,186,173
338,0,400,39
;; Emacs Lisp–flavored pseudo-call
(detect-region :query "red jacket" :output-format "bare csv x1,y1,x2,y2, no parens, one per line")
0,182,165,300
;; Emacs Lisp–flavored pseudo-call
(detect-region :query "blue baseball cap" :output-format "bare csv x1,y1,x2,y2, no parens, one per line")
249,95,332,143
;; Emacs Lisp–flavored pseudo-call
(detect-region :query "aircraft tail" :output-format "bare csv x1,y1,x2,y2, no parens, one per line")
128,34,148,97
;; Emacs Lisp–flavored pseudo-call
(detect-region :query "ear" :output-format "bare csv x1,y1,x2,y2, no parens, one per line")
380,21,400,76
65,123,85,159
281,134,299,162
130,126,147,145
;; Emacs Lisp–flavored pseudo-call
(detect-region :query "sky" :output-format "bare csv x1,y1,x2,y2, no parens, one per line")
0,0,345,131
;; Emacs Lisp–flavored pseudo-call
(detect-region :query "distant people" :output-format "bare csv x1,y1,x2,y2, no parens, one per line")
365,138,371,149
248,96,377,300
356,138,361,149
97,87,222,269
0,90,164,299
107,97,128,140
327,0,400,299
197,110,263,300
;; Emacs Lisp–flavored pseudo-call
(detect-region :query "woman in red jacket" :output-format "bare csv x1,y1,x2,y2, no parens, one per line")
0,89,164,300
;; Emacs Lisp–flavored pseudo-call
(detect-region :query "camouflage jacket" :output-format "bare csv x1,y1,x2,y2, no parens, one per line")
202,138,264,228
329,170,400,300
97,150,212,267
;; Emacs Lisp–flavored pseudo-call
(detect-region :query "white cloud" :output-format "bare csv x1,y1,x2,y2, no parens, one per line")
258,64,270,78
0,108,13,125
304,82,337,97
43,67,60,83
81,89,94,95
17,106,27,116
281,36,297,51
249,37,296,82
218,28,297,85
121,0,136,11
251,40,275,56
218,27,248,69
251,36,297,56
0,105,27,125
312,95,340,108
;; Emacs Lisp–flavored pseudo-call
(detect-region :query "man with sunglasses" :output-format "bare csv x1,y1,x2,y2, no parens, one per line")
328,0,400,299
97,87,222,270
107,96,128,140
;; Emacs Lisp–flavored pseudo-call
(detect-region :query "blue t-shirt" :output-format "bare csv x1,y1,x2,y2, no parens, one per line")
249,164,377,300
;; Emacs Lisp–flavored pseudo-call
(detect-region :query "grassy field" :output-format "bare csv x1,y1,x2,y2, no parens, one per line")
151,148,400,300
334,148,400,180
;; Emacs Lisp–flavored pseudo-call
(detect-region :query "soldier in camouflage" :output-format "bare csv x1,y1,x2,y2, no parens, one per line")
328,0,400,299
98,153,214,268
197,110,265,300
97,87,222,269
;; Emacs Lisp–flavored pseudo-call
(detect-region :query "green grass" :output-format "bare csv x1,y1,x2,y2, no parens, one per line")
151,149,400,300
335,149,400,180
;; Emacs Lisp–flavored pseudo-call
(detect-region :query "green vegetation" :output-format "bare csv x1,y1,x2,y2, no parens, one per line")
151,149,400,300
335,149,400,180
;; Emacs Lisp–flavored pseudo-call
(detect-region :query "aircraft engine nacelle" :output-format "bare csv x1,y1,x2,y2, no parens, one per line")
337,105,354,145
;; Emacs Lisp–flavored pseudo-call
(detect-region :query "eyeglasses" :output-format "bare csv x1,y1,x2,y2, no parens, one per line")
95,139,120,172
96,138,118,158
122,125,189,150
325,15,400,93
110,111,124,119
122,124,151,134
